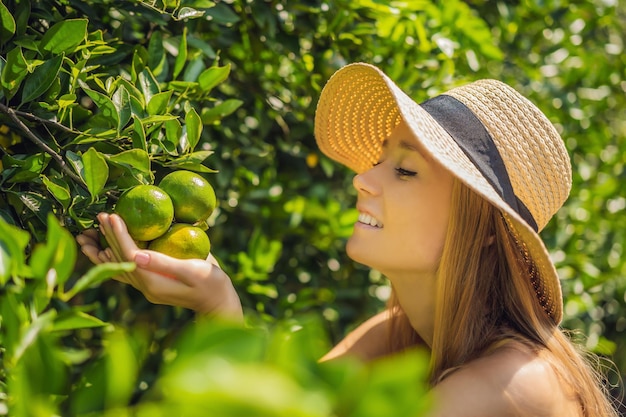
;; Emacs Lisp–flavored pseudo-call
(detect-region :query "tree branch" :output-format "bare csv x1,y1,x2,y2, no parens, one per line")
9,108,77,134
0,102,89,192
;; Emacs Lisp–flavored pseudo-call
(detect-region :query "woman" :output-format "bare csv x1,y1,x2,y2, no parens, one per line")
77,63,619,416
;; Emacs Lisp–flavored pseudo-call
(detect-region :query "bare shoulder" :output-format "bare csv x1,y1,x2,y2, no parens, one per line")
427,343,581,417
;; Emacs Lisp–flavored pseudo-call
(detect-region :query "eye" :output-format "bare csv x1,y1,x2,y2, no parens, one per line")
395,167,417,178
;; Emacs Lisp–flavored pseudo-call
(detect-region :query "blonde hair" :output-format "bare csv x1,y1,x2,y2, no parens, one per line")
388,179,619,416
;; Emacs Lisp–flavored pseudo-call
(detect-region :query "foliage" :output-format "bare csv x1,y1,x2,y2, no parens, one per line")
0,0,624,415
1,215,433,415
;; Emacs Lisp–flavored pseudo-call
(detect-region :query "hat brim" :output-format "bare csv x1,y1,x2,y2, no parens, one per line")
314,63,563,323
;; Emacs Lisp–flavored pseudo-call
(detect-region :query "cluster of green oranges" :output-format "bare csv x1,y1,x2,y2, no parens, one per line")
113,170,216,260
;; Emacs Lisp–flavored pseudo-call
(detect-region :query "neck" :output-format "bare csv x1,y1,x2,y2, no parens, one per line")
387,270,436,348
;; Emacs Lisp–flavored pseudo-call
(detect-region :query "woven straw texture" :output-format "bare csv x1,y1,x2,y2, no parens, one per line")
314,63,572,324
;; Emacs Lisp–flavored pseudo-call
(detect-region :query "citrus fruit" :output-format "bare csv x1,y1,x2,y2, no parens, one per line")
114,184,174,241
158,170,217,224
147,223,211,260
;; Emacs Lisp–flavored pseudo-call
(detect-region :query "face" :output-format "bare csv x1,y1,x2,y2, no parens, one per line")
347,120,455,281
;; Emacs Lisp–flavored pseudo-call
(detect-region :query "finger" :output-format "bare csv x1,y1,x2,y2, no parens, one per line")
107,213,141,261
104,248,117,262
133,250,210,286
103,247,141,287
206,252,221,268
98,213,133,264
98,250,110,264
82,228,100,241
76,230,99,248
80,242,104,265
77,229,104,262
97,213,116,248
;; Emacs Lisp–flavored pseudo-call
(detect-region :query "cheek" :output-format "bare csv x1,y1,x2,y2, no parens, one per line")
397,200,450,259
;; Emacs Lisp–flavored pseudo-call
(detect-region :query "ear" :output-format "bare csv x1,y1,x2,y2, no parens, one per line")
484,235,496,247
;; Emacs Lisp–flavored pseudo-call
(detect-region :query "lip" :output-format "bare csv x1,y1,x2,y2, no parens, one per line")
354,221,381,230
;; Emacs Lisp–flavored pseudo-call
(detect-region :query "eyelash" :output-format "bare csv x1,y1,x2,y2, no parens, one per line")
395,167,417,178
373,162,417,178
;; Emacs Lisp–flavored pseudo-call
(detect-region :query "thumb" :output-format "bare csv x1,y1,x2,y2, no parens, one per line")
134,250,152,268
134,250,180,277
133,250,203,283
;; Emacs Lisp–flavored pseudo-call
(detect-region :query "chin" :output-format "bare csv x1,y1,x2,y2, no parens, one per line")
346,238,374,268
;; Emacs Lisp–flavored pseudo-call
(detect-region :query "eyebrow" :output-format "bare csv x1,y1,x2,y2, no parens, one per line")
382,138,426,156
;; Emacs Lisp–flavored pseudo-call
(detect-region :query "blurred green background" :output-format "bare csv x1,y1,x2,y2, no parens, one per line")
0,0,624,415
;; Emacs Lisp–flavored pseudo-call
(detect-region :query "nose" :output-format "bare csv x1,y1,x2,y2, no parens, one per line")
353,166,380,195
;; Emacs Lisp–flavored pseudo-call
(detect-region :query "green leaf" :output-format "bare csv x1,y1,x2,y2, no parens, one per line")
147,90,173,116
108,149,151,174
58,93,76,109
81,148,109,199
40,18,88,54
173,27,188,79
187,37,216,60
165,163,217,173
1,46,28,99
164,118,182,149
52,311,108,331
206,2,241,24
0,292,27,361
200,99,243,124
5,153,51,183
42,175,71,209
130,47,146,83
65,150,83,177
29,213,77,285
0,0,16,43
61,262,135,301
129,94,145,117
82,87,119,128
113,77,144,102
167,80,199,92
161,150,217,173
0,217,31,284
147,30,166,76
132,116,147,151
104,329,140,408
13,191,52,226
12,310,57,365
141,114,179,124
163,150,214,166
197,64,230,92
177,7,206,20
112,85,132,132
138,68,160,104
21,54,64,104
183,107,202,151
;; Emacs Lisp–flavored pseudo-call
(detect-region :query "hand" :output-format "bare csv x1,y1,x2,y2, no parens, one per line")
76,213,243,321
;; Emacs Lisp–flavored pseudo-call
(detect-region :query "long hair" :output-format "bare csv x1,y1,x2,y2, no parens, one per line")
387,179,619,416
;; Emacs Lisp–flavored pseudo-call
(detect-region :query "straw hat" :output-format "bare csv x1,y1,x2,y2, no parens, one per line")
314,63,572,324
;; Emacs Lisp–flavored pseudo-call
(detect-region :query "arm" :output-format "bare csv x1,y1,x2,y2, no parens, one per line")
320,310,392,362
76,212,243,321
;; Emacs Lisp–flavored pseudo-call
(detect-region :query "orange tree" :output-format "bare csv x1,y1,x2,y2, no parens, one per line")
0,0,624,415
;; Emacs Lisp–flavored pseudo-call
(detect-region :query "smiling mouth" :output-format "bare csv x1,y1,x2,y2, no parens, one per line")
358,213,383,228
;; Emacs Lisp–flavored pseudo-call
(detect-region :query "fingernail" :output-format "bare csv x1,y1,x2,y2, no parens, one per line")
135,251,150,267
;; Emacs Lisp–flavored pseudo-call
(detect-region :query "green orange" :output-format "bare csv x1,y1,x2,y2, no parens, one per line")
114,184,174,241
148,223,211,260
158,170,217,224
